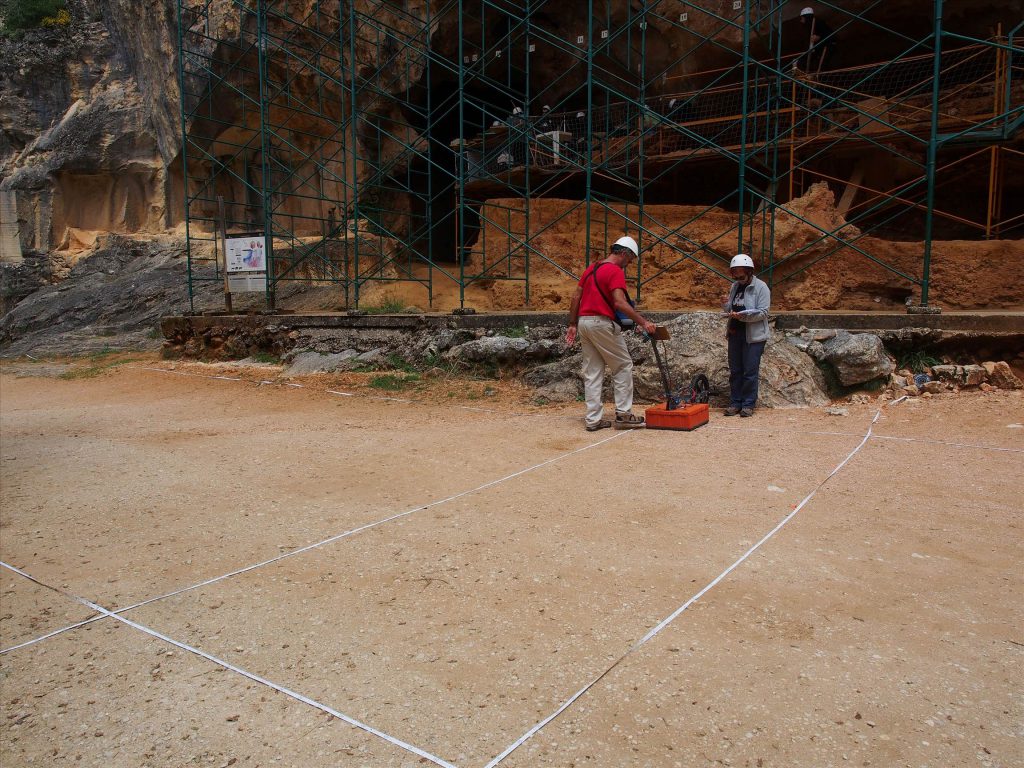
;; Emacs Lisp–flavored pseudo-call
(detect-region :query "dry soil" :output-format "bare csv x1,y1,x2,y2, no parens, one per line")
0,360,1021,767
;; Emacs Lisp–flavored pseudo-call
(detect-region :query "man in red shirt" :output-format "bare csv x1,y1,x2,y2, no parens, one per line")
565,236,657,431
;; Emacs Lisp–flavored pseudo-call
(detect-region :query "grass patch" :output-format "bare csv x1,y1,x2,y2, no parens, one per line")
362,296,407,315
472,360,501,380
58,365,106,380
250,351,280,364
502,324,529,339
368,373,420,391
385,353,417,373
57,351,137,379
896,349,941,373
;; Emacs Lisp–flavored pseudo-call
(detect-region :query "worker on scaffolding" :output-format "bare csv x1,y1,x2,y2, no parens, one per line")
536,105,554,135
795,6,837,74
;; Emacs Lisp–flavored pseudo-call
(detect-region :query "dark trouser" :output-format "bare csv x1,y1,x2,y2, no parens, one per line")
798,43,833,73
728,336,766,409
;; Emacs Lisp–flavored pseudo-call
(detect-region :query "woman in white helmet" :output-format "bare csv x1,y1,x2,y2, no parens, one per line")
722,254,771,417
566,236,657,431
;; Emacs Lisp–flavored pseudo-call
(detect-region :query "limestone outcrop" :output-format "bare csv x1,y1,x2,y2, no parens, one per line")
1,0,181,262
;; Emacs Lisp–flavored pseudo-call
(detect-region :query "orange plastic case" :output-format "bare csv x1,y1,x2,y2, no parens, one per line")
644,402,709,431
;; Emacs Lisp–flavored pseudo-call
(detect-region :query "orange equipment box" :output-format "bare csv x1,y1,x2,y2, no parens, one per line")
644,402,709,431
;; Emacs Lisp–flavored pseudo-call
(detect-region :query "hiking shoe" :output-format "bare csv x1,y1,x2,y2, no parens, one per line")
724,406,741,416
586,419,612,432
739,408,754,417
613,411,645,430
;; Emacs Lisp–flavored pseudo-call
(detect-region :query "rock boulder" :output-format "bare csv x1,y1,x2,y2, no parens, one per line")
284,350,359,376
446,336,556,365
811,330,894,386
983,361,1023,390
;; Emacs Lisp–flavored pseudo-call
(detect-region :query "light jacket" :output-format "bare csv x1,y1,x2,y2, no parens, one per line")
723,276,771,343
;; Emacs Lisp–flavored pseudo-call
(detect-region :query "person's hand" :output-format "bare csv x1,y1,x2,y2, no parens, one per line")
640,320,657,335
565,325,577,345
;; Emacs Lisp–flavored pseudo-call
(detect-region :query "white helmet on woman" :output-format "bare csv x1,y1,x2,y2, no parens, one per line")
730,253,754,269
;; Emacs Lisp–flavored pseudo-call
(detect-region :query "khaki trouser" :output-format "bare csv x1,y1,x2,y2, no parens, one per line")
578,314,634,426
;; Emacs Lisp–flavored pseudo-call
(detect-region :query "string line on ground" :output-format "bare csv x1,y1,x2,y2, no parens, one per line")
1,430,628,655
482,411,882,767
0,561,459,768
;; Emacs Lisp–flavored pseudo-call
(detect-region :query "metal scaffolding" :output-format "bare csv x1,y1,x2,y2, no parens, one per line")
178,1,1023,310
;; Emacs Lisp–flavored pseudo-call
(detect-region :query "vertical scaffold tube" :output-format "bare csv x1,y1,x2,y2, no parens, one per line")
736,1,752,256
921,0,943,306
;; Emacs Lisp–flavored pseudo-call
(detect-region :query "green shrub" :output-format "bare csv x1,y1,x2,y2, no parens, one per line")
1,0,69,31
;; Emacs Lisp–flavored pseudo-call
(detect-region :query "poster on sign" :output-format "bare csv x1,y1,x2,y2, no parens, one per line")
226,236,267,273
224,234,267,293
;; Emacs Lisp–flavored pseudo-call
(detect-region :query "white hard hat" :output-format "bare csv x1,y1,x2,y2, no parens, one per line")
542,104,551,111
730,253,755,269
800,6,814,15
669,98,677,108
613,236,639,257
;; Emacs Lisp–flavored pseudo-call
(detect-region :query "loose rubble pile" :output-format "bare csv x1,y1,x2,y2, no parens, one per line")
783,326,1022,409
890,361,1022,398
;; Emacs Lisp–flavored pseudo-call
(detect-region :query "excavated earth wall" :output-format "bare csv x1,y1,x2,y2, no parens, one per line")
1,0,1022,324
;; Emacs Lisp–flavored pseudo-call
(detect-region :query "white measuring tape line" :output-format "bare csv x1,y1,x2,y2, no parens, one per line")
1,430,629,656
0,562,458,768
483,411,882,768
0,614,104,655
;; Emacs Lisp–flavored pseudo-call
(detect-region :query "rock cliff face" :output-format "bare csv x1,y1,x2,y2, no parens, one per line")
1,0,180,264
0,0,1020,316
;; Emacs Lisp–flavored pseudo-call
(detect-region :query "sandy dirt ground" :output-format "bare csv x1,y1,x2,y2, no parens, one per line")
0,358,1021,768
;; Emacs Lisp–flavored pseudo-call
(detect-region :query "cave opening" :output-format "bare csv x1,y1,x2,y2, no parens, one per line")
400,45,534,265
376,4,1018,271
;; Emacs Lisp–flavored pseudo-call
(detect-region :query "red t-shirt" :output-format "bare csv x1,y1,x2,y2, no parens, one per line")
578,261,628,319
